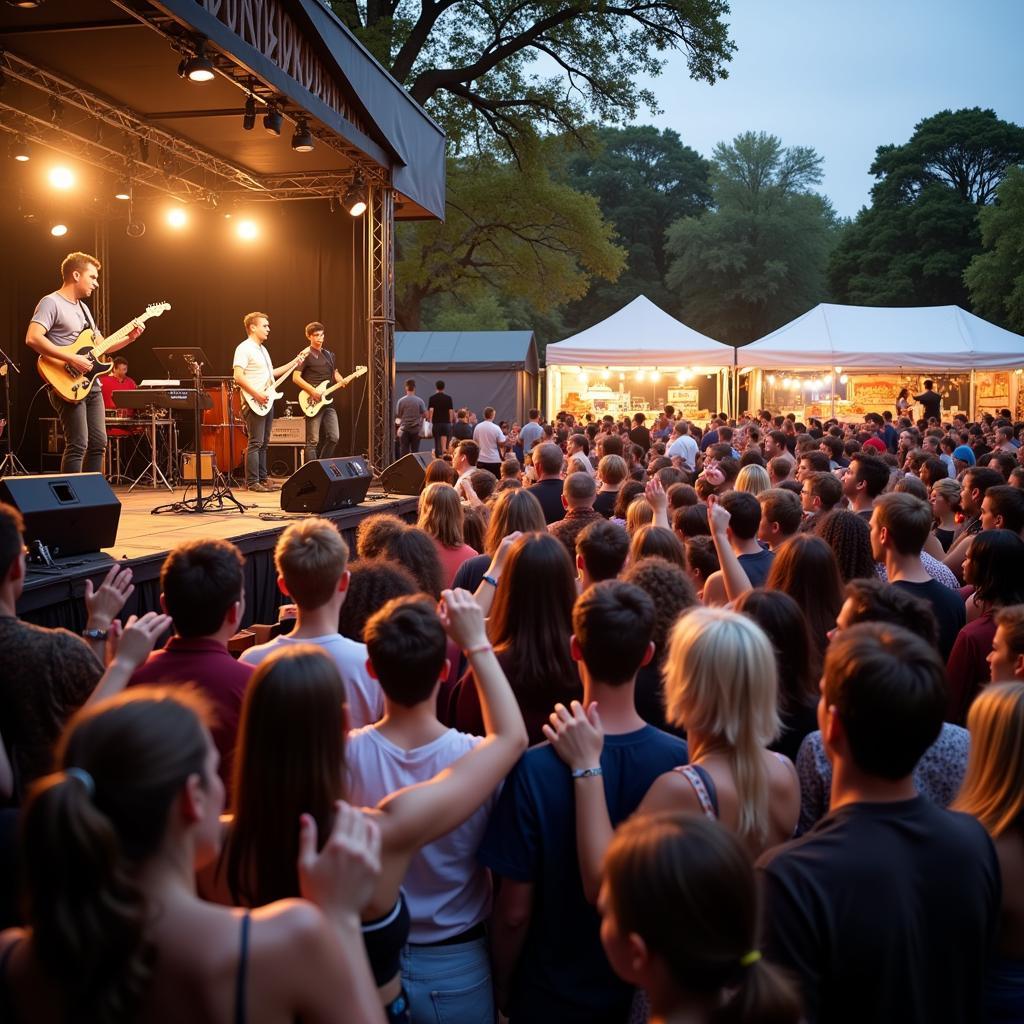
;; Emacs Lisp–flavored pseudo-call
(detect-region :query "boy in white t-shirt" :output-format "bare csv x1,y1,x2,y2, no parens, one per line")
472,406,507,477
239,517,383,728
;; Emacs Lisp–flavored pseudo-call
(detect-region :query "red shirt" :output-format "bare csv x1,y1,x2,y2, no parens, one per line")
128,637,252,792
101,373,137,410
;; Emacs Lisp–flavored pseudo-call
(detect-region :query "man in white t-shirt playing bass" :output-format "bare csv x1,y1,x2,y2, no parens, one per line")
232,311,306,492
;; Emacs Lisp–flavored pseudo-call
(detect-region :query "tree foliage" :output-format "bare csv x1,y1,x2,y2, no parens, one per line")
663,131,836,344
329,0,735,155
560,125,712,331
395,148,625,329
965,166,1024,332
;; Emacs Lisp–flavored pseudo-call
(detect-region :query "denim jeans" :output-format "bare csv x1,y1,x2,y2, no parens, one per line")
50,386,106,474
400,937,494,1024
399,429,421,458
243,403,273,484
304,405,339,464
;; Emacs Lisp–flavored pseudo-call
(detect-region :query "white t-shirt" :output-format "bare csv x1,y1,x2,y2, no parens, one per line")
345,725,495,941
473,420,506,463
232,338,274,392
569,451,595,476
239,632,383,729
667,432,699,469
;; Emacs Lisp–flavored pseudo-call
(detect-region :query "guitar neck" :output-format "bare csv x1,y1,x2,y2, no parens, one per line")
93,311,151,357
322,368,366,397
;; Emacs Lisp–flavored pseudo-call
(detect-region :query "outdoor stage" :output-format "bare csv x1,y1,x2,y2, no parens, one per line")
17,485,420,630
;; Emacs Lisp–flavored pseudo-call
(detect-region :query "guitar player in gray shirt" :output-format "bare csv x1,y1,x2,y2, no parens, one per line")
25,252,142,474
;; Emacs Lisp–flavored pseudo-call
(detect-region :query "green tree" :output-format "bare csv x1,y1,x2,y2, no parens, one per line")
329,0,735,154
559,125,712,330
965,166,1024,332
396,149,626,329
829,109,1024,309
663,131,836,344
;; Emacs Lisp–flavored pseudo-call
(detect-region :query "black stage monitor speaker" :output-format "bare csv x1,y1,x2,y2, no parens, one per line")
0,473,121,557
380,451,433,495
281,457,372,513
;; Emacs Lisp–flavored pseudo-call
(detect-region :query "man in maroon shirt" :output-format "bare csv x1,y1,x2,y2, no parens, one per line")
129,538,251,792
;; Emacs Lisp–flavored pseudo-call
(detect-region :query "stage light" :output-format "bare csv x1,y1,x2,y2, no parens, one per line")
236,219,258,240
7,1,44,8
11,136,31,161
636,370,645,383
166,206,187,228
291,118,314,152
48,166,74,189
651,370,661,382
601,369,610,381
343,174,367,216
242,94,256,131
114,179,131,201
50,223,68,237
263,104,283,136
182,39,215,82
840,374,849,384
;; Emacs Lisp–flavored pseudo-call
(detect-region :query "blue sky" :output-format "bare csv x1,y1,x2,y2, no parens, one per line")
639,0,1024,217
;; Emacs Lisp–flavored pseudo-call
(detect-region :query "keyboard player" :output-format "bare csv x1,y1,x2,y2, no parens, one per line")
100,356,138,430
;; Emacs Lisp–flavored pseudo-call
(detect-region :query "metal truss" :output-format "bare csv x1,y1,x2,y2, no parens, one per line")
367,183,395,473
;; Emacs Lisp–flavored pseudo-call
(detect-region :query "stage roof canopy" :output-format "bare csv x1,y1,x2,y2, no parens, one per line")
0,0,445,218
545,295,733,368
396,330,539,372
739,303,1024,371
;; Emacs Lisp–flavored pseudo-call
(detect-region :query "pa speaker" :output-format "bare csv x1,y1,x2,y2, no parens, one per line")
281,457,371,513
380,451,433,495
0,473,121,557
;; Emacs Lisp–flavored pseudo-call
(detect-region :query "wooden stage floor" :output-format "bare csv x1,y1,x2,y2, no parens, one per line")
17,481,420,624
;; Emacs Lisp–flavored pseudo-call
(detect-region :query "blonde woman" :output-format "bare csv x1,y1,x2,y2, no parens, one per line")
930,476,961,553
735,463,771,496
624,495,654,536
953,682,1024,1018
545,607,800,902
416,482,476,586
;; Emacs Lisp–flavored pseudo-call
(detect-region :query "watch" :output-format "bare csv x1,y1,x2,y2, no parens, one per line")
82,627,109,641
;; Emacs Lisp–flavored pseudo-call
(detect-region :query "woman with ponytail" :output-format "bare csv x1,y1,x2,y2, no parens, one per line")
545,607,799,904
601,812,801,1024
0,687,385,1024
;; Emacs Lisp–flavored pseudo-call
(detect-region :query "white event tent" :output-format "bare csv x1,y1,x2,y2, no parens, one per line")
737,304,1024,418
545,295,735,417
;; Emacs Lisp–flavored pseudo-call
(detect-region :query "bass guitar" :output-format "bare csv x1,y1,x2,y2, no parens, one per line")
298,364,368,417
242,349,310,416
37,302,171,403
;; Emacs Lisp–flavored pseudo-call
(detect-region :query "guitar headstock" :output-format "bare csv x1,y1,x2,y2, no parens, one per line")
146,302,172,317
354,365,368,375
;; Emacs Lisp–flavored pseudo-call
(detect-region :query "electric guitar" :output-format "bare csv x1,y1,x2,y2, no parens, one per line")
37,302,171,403
298,365,368,417
242,349,310,416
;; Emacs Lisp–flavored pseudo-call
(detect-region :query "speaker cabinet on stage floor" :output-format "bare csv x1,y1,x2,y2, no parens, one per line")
280,457,372,513
0,473,121,557
380,451,433,495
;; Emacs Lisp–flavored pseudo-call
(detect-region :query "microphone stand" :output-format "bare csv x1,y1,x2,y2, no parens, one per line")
0,346,27,477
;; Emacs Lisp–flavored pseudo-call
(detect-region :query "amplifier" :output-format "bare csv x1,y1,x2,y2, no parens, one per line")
181,451,216,482
270,417,306,444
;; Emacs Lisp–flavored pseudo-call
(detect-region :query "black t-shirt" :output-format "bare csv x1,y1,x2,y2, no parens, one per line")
452,421,473,440
428,391,454,426
529,478,567,525
757,797,999,1024
891,578,966,661
298,347,335,388
915,389,942,420
628,425,651,453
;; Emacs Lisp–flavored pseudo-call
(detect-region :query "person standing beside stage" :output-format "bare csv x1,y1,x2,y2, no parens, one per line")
473,406,507,477
396,378,426,457
427,380,455,457
26,252,144,474
233,311,306,493
293,321,347,465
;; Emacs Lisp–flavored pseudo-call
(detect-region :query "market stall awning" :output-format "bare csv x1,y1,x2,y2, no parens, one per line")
545,295,733,368
739,304,1024,371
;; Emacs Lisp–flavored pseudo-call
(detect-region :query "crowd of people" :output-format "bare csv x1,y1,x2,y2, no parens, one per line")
1,397,1023,1024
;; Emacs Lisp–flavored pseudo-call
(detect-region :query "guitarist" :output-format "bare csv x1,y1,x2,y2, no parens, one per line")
232,311,306,492
26,252,144,474
292,321,347,464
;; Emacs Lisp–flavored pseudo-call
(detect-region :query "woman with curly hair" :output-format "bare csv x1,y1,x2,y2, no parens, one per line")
814,508,876,583
338,559,418,642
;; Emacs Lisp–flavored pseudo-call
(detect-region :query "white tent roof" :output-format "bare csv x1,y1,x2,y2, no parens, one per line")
740,303,1024,371
545,295,733,368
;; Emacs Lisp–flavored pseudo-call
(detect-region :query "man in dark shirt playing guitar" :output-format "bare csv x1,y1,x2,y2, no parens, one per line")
292,322,347,464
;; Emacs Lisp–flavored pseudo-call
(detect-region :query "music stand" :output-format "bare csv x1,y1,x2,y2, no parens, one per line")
151,348,247,515
0,346,28,477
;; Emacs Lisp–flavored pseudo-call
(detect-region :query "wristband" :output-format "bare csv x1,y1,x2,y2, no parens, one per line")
82,628,108,641
571,767,603,780
482,574,499,588
464,643,493,656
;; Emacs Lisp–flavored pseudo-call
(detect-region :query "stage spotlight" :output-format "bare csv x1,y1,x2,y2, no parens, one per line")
7,1,44,8
114,179,131,201
166,206,187,228
343,174,367,217
11,137,31,162
182,39,215,82
263,104,283,136
291,118,314,152
236,219,258,240
242,94,256,131
48,166,74,189
50,223,68,237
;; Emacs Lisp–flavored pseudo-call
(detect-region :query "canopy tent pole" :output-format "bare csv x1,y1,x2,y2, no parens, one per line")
732,348,739,419
830,367,837,421
969,369,977,421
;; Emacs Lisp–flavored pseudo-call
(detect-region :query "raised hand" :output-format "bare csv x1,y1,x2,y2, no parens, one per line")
84,563,134,630
438,587,489,650
644,475,668,513
542,701,604,771
107,611,172,671
706,494,731,536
